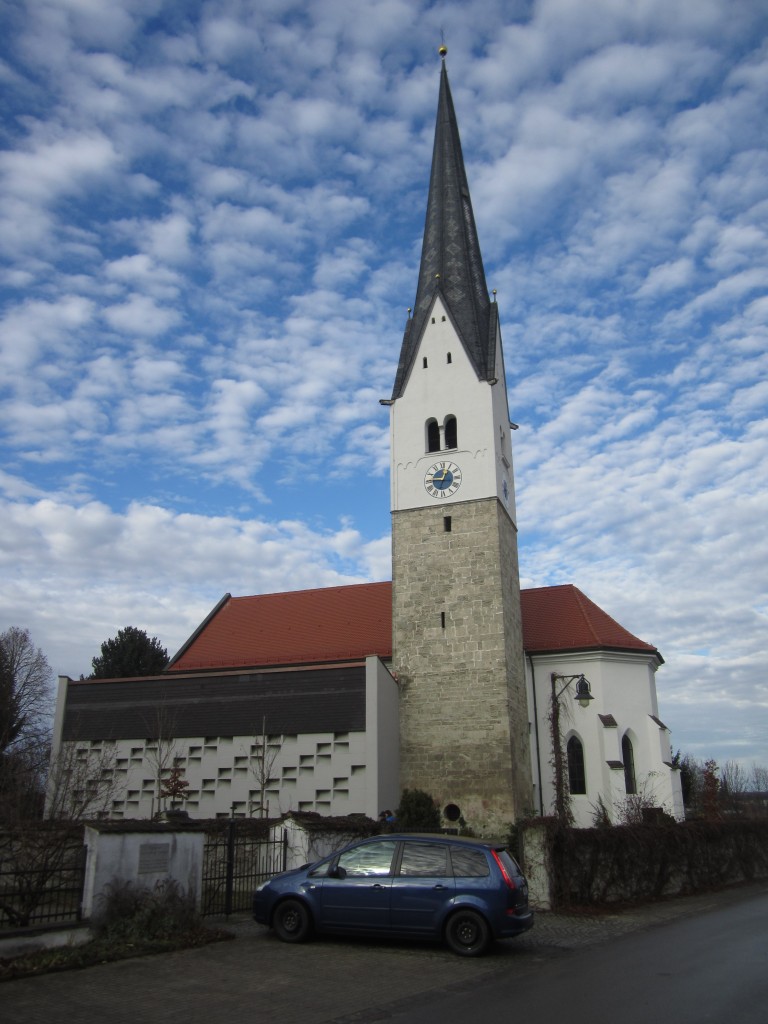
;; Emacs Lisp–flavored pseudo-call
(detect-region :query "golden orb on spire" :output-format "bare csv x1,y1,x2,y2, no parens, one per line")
439,44,447,59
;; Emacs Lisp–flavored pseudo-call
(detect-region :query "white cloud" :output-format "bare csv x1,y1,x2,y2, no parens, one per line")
0,0,766,770
0,494,390,678
102,294,182,336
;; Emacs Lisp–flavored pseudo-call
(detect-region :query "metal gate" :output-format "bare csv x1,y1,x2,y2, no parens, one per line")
0,832,87,929
202,823,287,917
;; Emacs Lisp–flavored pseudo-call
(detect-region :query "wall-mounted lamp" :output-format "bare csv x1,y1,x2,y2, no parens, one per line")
550,672,595,823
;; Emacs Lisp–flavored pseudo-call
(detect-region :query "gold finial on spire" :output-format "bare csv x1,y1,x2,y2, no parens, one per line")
439,44,448,59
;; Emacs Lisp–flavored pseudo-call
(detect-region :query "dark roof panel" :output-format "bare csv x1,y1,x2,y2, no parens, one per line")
62,665,366,741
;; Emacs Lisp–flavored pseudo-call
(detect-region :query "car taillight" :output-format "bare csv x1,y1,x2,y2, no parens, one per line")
491,850,517,890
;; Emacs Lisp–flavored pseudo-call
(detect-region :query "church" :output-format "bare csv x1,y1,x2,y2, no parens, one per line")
50,52,684,833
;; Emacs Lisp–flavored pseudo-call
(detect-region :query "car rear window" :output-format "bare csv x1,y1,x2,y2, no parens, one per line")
399,842,450,876
495,849,522,878
450,847,490,877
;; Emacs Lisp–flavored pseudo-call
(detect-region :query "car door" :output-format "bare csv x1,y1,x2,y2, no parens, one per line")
318,839,398,932
390,840,456,935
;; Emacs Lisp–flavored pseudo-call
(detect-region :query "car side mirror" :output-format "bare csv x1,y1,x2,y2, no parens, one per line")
328,865,347,880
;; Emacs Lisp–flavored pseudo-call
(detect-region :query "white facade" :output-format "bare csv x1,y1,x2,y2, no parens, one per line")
527,651,685,827
389,295,517,523
52,656,400,822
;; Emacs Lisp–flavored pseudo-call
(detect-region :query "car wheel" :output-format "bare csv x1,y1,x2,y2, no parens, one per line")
273,898,313,943
445,909,490,957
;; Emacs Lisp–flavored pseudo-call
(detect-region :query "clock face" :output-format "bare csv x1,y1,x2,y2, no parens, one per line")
425,460,462,498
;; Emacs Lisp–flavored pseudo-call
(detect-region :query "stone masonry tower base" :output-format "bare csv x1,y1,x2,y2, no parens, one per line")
393,498,533,837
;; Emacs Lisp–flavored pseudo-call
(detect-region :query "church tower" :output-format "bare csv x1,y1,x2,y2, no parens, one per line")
387,50,533,834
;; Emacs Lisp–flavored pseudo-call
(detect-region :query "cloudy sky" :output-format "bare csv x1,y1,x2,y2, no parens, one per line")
2,0,767,772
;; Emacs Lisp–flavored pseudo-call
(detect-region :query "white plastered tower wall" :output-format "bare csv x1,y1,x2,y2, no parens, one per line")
526,653,685,828
390,295,517,521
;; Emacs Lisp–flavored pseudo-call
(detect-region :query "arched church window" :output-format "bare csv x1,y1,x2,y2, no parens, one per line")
444,415,458,450
622,734,637,795
426,419,440,453
567,736,586,795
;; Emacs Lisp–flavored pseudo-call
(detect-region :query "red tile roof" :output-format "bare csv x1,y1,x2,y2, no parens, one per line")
168,580,659,672
168,582,393,671
520,584,659,658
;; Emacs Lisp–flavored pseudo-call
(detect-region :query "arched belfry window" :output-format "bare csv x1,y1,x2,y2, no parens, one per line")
444,415,458,450
426,419,440,453
567,736,586,795
622,734,637,795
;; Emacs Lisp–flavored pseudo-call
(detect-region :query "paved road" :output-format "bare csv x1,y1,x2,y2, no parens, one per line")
383,885,768,1024
2,884,766,1024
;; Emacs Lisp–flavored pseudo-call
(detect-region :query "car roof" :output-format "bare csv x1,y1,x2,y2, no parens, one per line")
364,833,499,848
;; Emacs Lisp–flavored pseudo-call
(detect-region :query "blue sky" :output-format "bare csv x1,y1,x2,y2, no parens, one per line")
1,0,767,772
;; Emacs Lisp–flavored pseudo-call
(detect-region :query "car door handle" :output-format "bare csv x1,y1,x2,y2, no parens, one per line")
371,883,386,889
433,884,446,890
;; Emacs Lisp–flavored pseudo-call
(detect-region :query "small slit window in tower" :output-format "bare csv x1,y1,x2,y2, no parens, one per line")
443,516,452,532
426,419,440,453
423,356,428,368
447,352,452,363
444,415,458,449
440,611,446,629
441,315,446,322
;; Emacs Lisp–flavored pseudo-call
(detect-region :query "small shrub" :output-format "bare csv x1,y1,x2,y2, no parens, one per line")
1,879,229,982
94,878,199,943
396,789,441,831
591,796,612,827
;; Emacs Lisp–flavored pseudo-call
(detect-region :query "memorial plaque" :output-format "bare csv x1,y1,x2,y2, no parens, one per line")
138,842,170,874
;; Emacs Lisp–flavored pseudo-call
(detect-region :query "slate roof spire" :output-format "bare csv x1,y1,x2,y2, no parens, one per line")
391,49,497,400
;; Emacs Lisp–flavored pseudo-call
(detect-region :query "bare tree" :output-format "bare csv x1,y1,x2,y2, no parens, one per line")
143,705,181,818
0,628,54,828
614,771,671,825
750,763,768,792
45,741,121,821
719,759,749,814
1,741,122,927
247,718,281,818
0,626,53,756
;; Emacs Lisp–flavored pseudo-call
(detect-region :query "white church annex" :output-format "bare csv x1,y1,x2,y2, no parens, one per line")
51,52,683,833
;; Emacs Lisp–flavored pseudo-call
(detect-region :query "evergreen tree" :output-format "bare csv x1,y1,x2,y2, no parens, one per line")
90,627,168,678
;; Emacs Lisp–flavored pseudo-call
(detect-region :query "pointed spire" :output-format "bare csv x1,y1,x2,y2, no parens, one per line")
392,51,497,400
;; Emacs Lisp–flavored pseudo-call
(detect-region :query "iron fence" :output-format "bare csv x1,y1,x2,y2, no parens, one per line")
202,822,287,916
0,829,87,929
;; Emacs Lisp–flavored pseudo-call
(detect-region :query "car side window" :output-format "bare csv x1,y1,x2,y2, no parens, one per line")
399,842,449,877
337,840,398,877
450,847,490,877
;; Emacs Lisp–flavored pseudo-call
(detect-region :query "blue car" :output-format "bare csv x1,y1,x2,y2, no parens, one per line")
253,832,533,956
